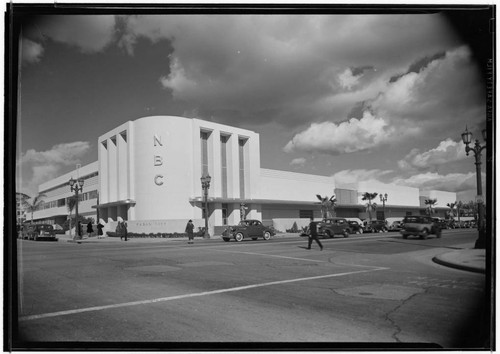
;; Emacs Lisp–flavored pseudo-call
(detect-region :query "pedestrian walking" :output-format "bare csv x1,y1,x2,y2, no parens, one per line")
307,217,323,250
122,221,128,241
87,221,94,237
185,219,195,244
116,221,123,240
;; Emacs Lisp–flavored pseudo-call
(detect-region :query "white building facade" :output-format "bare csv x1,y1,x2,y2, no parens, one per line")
31,115,457,235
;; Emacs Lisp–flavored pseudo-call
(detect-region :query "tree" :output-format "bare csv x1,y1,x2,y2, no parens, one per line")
361,192,378,222
21,193,46,224
66,196,77,236
316,194,337,220
424,198,438,215
446,202,456,219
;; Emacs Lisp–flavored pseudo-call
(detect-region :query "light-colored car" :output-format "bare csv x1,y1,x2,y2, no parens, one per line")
401,216,441,239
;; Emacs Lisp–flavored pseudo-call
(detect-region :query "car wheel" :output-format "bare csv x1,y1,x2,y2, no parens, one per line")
234,233,244,242
436,229,442,238
325,230,332,238
358,228,363,234
223,237,230,242
252,237,258,241
420,229,429,239
402,234,408,239
263,231,271,241
343,230,350,238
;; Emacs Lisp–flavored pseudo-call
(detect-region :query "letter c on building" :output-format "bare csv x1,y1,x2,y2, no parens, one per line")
154,175,164,186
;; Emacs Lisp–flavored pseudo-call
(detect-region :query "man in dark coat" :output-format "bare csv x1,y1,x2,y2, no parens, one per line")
307,217,323,250
185,219,195,244
87,221,94,237
97,222,104,238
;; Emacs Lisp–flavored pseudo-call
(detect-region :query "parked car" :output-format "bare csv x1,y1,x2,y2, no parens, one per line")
432,218,450,230
401,216,441,239
21,224,58,241
222,219,275,242
317,217,351,238
363,220,388,233
348,221,364,234
387,220,403,232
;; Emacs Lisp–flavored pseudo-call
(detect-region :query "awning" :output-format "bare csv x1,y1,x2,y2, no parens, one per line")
92,199,136,209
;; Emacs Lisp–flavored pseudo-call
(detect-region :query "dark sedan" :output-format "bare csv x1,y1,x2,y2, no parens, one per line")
222,219,275,242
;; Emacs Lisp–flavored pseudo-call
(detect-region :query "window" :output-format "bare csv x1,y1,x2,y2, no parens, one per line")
222,203,228,225
299,210,313,219
200,131,209,176
220,135,228,198
238,138,246,198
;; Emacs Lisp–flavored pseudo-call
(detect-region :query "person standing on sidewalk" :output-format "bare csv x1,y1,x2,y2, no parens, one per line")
307,217,323,250
97,222,104,238
87,221,94,237
185,219,195,244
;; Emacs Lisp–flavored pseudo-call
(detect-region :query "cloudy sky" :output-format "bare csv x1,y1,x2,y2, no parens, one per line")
15,9,490,202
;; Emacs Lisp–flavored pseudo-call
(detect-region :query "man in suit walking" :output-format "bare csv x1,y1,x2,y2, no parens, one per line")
307,217,323,250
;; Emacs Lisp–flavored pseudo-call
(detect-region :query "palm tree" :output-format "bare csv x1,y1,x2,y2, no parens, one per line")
424,198,438,216
316,194,337,220
66,196,77,236
446,202,456,219
21,193,46,224
361,192,378,222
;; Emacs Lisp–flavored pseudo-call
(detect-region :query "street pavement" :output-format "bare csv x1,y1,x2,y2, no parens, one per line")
61,231,486,274
17,229,489,347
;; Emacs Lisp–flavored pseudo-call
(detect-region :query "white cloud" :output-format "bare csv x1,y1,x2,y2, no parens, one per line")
391,171,484,193
331,168,484,196
18,142,91,195
398,139,467,171
118,14,465,127
283,111,396,154
338,68,361,90
289,157,306,167
21,38,44,64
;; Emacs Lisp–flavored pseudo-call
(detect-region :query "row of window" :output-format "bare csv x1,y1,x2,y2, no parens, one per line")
200,131,247,199
40,172,99,195
39,190,99,210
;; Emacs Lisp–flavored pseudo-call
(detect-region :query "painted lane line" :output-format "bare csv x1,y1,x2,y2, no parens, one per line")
207,248,328,263
19,267,389,322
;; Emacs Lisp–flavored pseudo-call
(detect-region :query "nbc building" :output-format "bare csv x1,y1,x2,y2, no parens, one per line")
30,115,457,235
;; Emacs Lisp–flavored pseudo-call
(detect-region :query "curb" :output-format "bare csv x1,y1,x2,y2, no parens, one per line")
432,250,485,274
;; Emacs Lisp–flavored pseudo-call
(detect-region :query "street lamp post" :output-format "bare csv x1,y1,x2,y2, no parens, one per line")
379,193,388,219
461,126,487,249
200,173,212,239
69,177,84,239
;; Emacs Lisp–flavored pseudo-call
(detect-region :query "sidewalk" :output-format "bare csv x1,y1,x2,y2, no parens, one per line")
60,234,486,274
432,243,486,274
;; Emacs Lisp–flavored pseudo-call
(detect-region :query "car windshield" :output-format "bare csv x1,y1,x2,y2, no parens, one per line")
404,217,420,223
38,225,54,230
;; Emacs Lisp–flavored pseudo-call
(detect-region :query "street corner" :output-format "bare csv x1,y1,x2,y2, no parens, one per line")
432,248,486,274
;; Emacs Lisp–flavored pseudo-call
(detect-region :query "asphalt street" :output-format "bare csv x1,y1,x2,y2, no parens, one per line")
13,229,488,350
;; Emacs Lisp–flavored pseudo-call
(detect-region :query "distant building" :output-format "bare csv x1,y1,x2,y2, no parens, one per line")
16,193,29,224
32,115,456,234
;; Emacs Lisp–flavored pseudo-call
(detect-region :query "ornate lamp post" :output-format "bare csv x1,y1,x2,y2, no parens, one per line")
379,193,388,219
461,126,487,249
200,173,212,239
69,177,84,239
